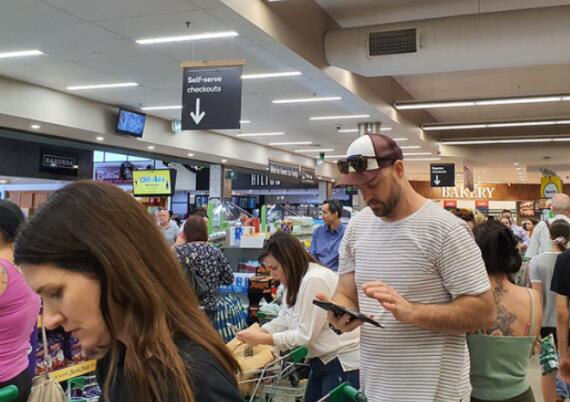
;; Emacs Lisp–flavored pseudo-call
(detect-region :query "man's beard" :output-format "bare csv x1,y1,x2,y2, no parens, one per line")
367,185,401,218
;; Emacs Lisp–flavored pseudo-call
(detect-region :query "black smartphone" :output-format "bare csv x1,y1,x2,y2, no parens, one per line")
312,299,383,328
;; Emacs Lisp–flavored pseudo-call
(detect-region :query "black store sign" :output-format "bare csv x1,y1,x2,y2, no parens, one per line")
268,160,300,181
430,163,455,188
300,166,315,184
181,63,243,130
39,149,79,176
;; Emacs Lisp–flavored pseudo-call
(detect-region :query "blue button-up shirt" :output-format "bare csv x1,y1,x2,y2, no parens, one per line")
310,223,346,271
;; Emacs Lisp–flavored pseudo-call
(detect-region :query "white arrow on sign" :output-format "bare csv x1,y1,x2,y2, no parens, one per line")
434,175,441,185
190,98,206,124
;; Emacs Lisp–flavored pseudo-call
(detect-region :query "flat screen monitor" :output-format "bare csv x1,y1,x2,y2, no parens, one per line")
132,169,177,197
116,109,146,137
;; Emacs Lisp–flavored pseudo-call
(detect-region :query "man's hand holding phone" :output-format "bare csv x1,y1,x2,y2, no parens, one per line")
315,293,379,333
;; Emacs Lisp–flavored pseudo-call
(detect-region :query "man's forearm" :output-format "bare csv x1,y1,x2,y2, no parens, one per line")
410,292,495,333
332,288,359,310
558,309,569,357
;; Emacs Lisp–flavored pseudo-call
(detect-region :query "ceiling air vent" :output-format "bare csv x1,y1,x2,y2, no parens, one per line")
368,28,417,56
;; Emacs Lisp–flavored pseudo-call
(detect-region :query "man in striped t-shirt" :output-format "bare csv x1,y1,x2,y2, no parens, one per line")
323,134,495,402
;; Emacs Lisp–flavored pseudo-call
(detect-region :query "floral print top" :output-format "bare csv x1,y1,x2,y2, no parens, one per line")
175,242,234,310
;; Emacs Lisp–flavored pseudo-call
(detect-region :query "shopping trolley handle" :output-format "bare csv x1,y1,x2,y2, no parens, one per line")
0,385,18,402
317,381,367,402
290,345,309,363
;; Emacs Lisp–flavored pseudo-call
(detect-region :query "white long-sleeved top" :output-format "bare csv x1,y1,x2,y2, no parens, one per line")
526,215,570,258
262,263,360,371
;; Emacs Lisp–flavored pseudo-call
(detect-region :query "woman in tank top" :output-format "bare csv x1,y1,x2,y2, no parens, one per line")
469,220,542,402
0,200,41,402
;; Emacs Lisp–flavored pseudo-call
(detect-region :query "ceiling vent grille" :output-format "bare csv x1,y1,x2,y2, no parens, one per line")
368,28,417,56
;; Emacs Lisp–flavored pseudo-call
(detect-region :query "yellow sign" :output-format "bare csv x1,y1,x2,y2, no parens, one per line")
132,169,173,196
541,176,563,199
48,360,97,382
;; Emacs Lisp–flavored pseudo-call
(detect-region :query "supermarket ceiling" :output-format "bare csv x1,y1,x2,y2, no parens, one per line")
1,0,570,184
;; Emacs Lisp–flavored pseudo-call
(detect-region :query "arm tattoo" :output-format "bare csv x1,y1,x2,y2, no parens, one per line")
485,280,516,336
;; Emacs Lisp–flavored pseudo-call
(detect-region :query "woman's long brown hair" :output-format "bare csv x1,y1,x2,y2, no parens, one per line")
14,180,239,402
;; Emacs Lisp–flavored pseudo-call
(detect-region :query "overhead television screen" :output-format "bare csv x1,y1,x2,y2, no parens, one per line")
116,109,146,137
132,169,177,197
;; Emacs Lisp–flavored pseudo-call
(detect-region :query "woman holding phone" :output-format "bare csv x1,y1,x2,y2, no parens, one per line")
236,232,360,402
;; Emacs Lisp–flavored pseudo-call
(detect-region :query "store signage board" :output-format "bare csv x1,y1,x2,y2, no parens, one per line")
475,200,489,209
540,176,563,199
464,164,474,192
181,60,244,130
268,160,300,181
132,169,175,197
443,200,457,209
441,186,496,199
39,149,79,176
430,163,455,188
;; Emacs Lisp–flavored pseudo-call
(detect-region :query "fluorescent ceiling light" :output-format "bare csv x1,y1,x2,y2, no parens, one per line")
269,141,312,146
403,152,432,156
423,118,570,131
400,145,421,149
272,96,341,104
221,159,228,164
552,137,570,142
405,157,442,161
147,145,155,150
513,162,519,166
239,120,251,124
310,114,370,121
295,148,335,153
237,132,286,137
440,138,558,145
395,95,569,110
66,82,138,91
241,71,301,80
338,129,358,133
96,136,104,141
0,49,44,59
136,31,238,45
188,153,195,157
423,124,487,131
323,155,346,159
381,127,392,131
30,124,41,130
394,137,408,141
141,105,181,111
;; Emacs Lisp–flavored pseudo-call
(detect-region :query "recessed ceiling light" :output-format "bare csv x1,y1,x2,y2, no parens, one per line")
400,145,421,149
96,136,104,141
269,141,312,146
136,31,238,45
66,82,139,91
147,145,155,150
514,162,519,166
0,49,44,59
241,71,301,80
310,114,371,121
395,95,567,110
294,148,335,153
221,159,228,164
237,132,286,138
239,120,251,124
403,152,432,156
141,105,181,111
516,167,521,170
30,124,41,130
188,153,195,157
272,96,342,104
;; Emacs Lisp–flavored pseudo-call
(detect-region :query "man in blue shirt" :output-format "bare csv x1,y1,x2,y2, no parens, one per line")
310,199,346,271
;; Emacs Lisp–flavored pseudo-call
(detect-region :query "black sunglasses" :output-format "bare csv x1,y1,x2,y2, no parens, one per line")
337,155,395,174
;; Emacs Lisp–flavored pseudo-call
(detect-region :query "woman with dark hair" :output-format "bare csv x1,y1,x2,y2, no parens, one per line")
174,216,234,322
468,221,542,402
0,200,40,402
236,232,360,402
530,219,570,402
13,181,242,402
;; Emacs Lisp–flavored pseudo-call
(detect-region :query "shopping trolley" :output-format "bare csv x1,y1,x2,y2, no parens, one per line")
239,345,309,402
316,382,368,402
0,386,18,402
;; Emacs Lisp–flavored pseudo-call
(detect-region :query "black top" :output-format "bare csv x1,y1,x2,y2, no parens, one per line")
95,334,243,402
550,248,570,296
175,243,234,310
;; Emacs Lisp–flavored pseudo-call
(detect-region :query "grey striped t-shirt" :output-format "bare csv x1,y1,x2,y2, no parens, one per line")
340,201,490,402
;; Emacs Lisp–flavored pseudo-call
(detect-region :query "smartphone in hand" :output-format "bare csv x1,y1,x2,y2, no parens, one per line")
312,299,383,328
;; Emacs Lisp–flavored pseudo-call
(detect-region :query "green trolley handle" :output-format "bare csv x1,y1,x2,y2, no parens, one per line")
0,385,18,402
317,381,367,402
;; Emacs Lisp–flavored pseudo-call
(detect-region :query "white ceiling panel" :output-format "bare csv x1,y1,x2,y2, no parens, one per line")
0,1,82,37
43,0,199,22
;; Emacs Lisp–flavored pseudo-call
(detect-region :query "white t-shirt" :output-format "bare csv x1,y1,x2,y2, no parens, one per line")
526,215,570,258
262,263,360,371
529,251,562,328
339,201,490,402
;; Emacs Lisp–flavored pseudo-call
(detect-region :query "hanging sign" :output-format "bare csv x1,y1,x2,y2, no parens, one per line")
541,176,563,199
268,160,300,181
181,60,244,130
300,166,315,184
430,163,455,187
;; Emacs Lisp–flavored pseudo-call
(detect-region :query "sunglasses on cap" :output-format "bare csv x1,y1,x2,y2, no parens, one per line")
337,155,396,175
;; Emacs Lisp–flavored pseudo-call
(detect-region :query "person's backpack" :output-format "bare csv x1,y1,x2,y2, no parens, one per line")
175,247,209,301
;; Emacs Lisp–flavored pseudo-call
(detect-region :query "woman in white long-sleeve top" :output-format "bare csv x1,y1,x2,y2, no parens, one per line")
236,232,360,402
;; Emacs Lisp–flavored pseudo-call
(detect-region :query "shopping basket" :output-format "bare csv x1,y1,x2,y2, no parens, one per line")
317,382,368,402
0,385,18,402
239,345,309,402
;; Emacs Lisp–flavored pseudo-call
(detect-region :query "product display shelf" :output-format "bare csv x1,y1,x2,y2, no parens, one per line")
47,360,97,383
